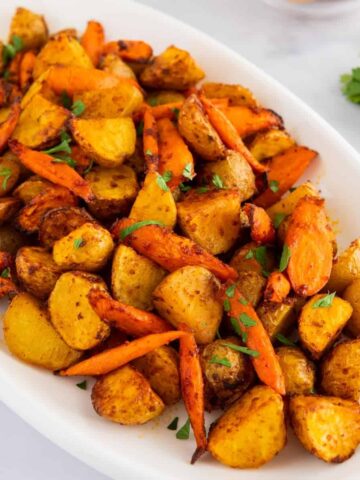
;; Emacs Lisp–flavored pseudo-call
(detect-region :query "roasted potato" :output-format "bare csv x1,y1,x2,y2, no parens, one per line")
257,300,297,340
230,241,275,275
52,222,114,272
237,271,266,307
49,271,110,350
20,69,54,110
327,238,360,292
248,129,295,162
13,176,52,203
147,90,185,106
153,266,222,344
266,182,319,221
201,82,258,107
276,346,315,395
9,7,48,50
100,53,136,79
140,45,204,89
177,189,241,255
0,225,27,254
299,294,353,359
343,278,360,336
0,153,21,197
71,117,136,168
0,197,21,225
289,395,360,463
178,94,226,161
111,244,166,310
321,339,360,402
92,365,165,424
3,292,81,370
208,385,286,468
132,346,180,405
16,246,62,299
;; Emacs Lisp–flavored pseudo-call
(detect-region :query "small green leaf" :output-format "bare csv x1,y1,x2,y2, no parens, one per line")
230,316,242,336
167,417,179,431
239,297,248,305
171,107,180,120
73,237,85,249
11,35,23,53
254,246,268,270
156,174,169,192
120,220,164,240
245,250,254,259
223,298,231,312
60,91,72,109
312,292,336,309
71,100,86,117
148,97,158,106
273,212,287,229
176,418,191,440
225,284,236,298
269,179,280,193
52,155,77,168
222,342,259,357
212,174,225,189
240,331,248,343
179,183,191,192
145,149,153,156
0,267,10,278
239,313,256,327
83,159,94,175
209,355,231,367
0,167,12,190
276,333,296,347
76,380,87,390
162,171,172,183
182,163,194,180
43,136,72,156
136,120,144,137
279,244,291,272
196,186,208,194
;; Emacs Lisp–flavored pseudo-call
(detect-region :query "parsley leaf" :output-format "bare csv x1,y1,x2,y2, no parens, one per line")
254,246,268,271
73,238,85,249
239,297,248,305
245,250,254,259
156,174,170,192
276,333,296,347
312,292,336,309
60,91,72,109
0,267,10,278
196,186,208,194
225,284,236,298
279,244,291,272
273,212,287,229
209,355,231,367
167,417,179,431
222,342,259,357
269,179,280,193
71,99,86,117
52,155,77,168
43,131,72,156
76,380,87,390
341,68,360,104
136,120,144,137
239,313,256,327
171,107,180,120
148,97,158,106
182,163,194,180
120,220,164,240
212,174,225,189
223,298,231,312
145,148,153,156
230,317,242,336
0,167,12,190
179,183,191,192
2,35,23,64
176,418,191,440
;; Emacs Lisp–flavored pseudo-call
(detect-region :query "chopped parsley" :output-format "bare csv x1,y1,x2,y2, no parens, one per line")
2,35,23,65
196,186,208,194
223,298,231,312
120,220,164,240
225,284,236,298
340,68,360,104
76,380,87,390
136,120,144,137
176,418,191,440
43,131,72,156
0,267,10,278
145,149,153,156
171,107,180,120
269,179,280,193
209,355,231,367
230,317,242,336
212,174,225,189
312,292,336,309
273,212,287,229
73,237,85,249
276,333,296,347
0,167,12,190
167,417,179,431
179,183,191,192
239,297,248,305
71,99,86,117
222,342,259,357
182,163,194,180
156,171,172,192
60,91,72,109
239,313,256,327
279,244,291,272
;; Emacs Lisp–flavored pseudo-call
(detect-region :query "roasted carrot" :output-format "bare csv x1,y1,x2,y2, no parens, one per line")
254,146,317,208
0,251,14,274
112,217,238,282
88,288,172,336
0,277,18,299
0,100,21,153
143,107,159,172
81,21,105,67
19,51,36,91
9,140,94,202
243,203,275,245
60,330,187,376
0,79,11,107
200,95,268,174
221,105,283,137
149,98,229,120
264,271,291,303
103,40,153,63
221,283,285,395
7,52,23,85
285,196,333,297
157,117,194,190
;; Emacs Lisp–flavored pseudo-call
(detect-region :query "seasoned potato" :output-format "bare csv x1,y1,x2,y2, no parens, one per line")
178,94,226,161
53,222,114,272
249,129,295,162
276,346,315,395
208,385,286,468
9,7,48,50
12,94,70,148
237,271,266,307
201,82,258,107
153,266,222,344
111,244,166,310
92,365,165,424
132,346,180,405
13,176,51,203
16,246,62,299
130,171,176,228
343,279,360,336
198,150,256,202
289,395,360,463
321,339,360,402
140,45,204,89
299,295,352,359
20,69,54,110
100,53,136,79
3,293,81,370
0,153,21,197
33,33,92,79
71,117,136,168
327,238,360,292
0,225,27,254
0,197,21,225
266,182,319,221
147,90,185,106
257,300,297,340
49,271,110,350
86,165,138,220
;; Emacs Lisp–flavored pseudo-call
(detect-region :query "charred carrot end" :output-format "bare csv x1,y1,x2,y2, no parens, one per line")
0,277,18,299
19,51,36,91
103,40,153,63
222,105,283,138
0,100,21,153
60,330,187,376
46,66,121,94
143,108,159,172
88,288,171,337
243,203,275,245
81,20,105,67
285,196,333,297
264,272,291,303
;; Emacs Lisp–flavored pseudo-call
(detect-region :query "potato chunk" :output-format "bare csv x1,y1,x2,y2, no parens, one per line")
100,53,136,79
257,300,297,340
0,197,21,225
299,294,352,359
13,176,51,203
153,266,222,344
9,7,48,50
208,385,286,468
266,182,319,221
249,129,295,162
0,153,21,197
276,346,315,395
0,225,26,254
327,238,360,292
92,365,165,424
49,271,110,350
201,82,258,107
289,395,360,463
4,293,81,370
343,279,360,336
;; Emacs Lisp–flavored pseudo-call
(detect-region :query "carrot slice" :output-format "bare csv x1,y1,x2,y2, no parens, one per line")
143,107,159,172
243,203,275,245
285,196,333,297
103,40,153,63
60,330,187,376
112,217,238,282
81,21,105,67
88,288,172,336
0,100,21,153
264,271,291,303
221,283,285,395
0,277,18,299
254,146,317,208
19,51,36,91
9,140,94,202
157,117,194,190
221,105,283,137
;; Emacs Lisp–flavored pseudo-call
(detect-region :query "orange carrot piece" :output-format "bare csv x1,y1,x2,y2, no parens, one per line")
19,51,36,91
264,272,291,303
0,277,18,299
0,79,11,107
254,146,317,208
143,107,159,172
0,100,21,153
88,288,172,336
221,283,285,395
60,330,187,376
112,217,238,282
150,98,229,120
71,145,92,174
221,105,283,137
103,40,153,63
243,203,275,245
7,52,23,85
157,117,194,190
81,21,105,67
285,196,333,297
9,140,94,202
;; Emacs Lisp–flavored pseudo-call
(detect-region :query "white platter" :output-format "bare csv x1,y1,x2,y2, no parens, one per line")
1,1,360,479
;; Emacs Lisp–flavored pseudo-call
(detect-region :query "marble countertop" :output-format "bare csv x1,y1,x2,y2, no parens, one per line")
1,1,359,479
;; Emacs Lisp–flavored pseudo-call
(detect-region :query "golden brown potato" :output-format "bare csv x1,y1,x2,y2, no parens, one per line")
266,182,319,221
92,365,165,424
276,346,315,395
147,90,185,106
3,293,81,370
153,266,222,344
0,197,21,225
100,53,136,79
86,165,138,220
327,239,360,293
12,94,70,148
9,7,48,50
20,69,54,110
132,346,180,405
299,294,353,359
13,176,52,203
49,271,110,350
15,246,62,299
248,129,295,162
71,117,136,168
289,395,360,463
321,339,360,403
52,222,114,272
0,153,21,197
208,385,286,468
230,241,275,275
257,300,297,340
111,244,166,311
50,28,78,40
178,94,226,161
140,45,204,89
0,225,27,254
237,271,266,307
343,279,360,336
201,82,258,107
129,171,177,228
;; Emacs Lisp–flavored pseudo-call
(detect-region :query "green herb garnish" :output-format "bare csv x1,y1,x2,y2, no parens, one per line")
182,163,194,180
148,97,158,106
83,159,94,175
225,284,236,298
276,333,296,347
145,149,153,156
52,155,77,168
0,267,10,278
76,380,87,390
279,244,291,272
73,237,85,249
273,212,287,229
239,297,248,305
209,355,231,367
167,417,179,431
269,179,280,193
179,183,191,192
212,174,225,189
2,35,23,64
136,120,144,137
230,317,241,335
0,167,12,190
171,107,180,120
60,91,72,109
196,186,208,194
120,220,164,240
71,99,86,117
44,131,72,156
223,298,231,312
340,68,360,104
312,292,336,309
222,342,259,357
176,418,191,440
245,250,254,259
156,172,171,192
239,313,256,327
